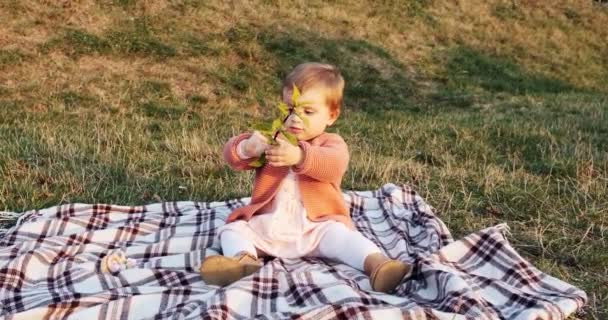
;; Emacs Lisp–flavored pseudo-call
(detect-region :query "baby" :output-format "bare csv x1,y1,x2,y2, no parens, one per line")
200,62,411,293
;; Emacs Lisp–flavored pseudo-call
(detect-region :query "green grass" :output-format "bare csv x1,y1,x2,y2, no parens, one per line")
0,1,607,318
42,18,176,58
493,3,525,20
0,49,26,67
260,30,416,111
445,46,579,94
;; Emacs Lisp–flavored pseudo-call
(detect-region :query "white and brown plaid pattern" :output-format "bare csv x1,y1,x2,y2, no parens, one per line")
0,184,586,319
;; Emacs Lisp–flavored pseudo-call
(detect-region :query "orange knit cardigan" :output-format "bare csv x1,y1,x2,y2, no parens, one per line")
223,132,354,229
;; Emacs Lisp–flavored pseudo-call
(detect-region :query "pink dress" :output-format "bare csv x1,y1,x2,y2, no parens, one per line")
218,169,340,259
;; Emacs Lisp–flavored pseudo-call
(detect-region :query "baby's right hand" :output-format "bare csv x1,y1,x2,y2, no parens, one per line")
241,131,270,158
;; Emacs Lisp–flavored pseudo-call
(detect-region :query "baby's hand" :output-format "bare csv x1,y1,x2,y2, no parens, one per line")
265,135,304,167
241,131,269,158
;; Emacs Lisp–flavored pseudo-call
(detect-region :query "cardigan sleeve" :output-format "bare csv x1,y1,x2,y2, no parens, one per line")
223,132,258,171
293,134,349,182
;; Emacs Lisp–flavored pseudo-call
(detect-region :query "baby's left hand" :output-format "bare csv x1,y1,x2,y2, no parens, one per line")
265,136,304,167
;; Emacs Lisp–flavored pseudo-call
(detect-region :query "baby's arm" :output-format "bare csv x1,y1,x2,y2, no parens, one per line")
223,133,266,170
293,134,349,182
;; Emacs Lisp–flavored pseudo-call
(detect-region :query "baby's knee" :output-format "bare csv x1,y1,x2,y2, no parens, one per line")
327,221,350,233
321,222,353,246
224,220,248,228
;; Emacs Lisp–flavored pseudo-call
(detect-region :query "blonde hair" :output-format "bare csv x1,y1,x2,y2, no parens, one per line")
282,62,345,116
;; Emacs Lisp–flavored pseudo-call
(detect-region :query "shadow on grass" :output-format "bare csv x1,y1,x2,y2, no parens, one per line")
236,27,585,116
38,19,590,116
447,46,577,94
186,25,421,115
431,46,583,109
41,18,176,59
258,30,417,114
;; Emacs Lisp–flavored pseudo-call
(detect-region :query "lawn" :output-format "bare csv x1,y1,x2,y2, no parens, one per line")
0,1,606,318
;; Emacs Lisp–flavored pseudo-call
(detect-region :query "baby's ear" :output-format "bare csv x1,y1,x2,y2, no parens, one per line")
328,109,340,125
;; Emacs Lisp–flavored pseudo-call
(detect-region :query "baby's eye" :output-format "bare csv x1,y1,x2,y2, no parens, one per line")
304,110,314,115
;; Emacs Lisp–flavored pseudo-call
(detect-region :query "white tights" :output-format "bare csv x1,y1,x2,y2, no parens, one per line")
220,222,382,271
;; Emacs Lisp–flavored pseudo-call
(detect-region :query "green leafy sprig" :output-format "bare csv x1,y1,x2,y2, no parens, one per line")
249,84,309,168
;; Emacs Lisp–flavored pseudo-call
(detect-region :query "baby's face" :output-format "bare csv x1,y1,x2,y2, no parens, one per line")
282,86,338,141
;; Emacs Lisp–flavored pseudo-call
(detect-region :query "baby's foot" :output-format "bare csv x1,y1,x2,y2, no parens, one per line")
199,252,262,286
364,252,411,293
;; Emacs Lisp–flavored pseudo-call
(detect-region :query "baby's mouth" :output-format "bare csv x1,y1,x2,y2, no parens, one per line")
288,127,303,134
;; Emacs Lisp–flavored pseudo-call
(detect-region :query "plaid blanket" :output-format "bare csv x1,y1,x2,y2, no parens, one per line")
0,183,586,319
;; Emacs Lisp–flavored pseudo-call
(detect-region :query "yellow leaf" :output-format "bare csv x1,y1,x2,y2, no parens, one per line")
294,109,310,127
249,159,263,167
249,153,266,167
253,122,271,132
271,118,282,131
281,130,298,145
278,102,289,116
292,84,301,107
302,116,310,127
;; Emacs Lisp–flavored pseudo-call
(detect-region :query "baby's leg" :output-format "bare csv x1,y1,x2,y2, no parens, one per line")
201,228,263,286
310,222,382,271
310,222,411,293
220,228,258,258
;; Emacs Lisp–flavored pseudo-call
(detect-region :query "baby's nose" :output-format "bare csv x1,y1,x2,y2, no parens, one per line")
288,113,302,123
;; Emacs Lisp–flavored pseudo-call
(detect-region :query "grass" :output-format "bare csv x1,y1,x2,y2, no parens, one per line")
0,1,607,318
0,49,26,67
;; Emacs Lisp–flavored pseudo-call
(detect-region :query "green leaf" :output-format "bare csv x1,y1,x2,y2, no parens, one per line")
292,84,301,107
294,109,310,127
249,153,266,168
302,116,310,128
271,118,283,131
249,158,263,167
278,102,289,116
252,122,272,132
281,130,298,145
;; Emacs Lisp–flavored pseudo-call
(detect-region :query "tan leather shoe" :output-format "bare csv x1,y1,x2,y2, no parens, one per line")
364,252,411,293
200,252,263,287
369,259,411,293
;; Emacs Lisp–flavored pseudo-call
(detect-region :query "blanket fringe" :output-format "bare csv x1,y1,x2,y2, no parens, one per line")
494,223,512,237
0,211,22,239
0,211,21,221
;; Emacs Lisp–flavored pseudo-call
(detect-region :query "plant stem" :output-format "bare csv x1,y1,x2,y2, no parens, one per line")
273,109,294,141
